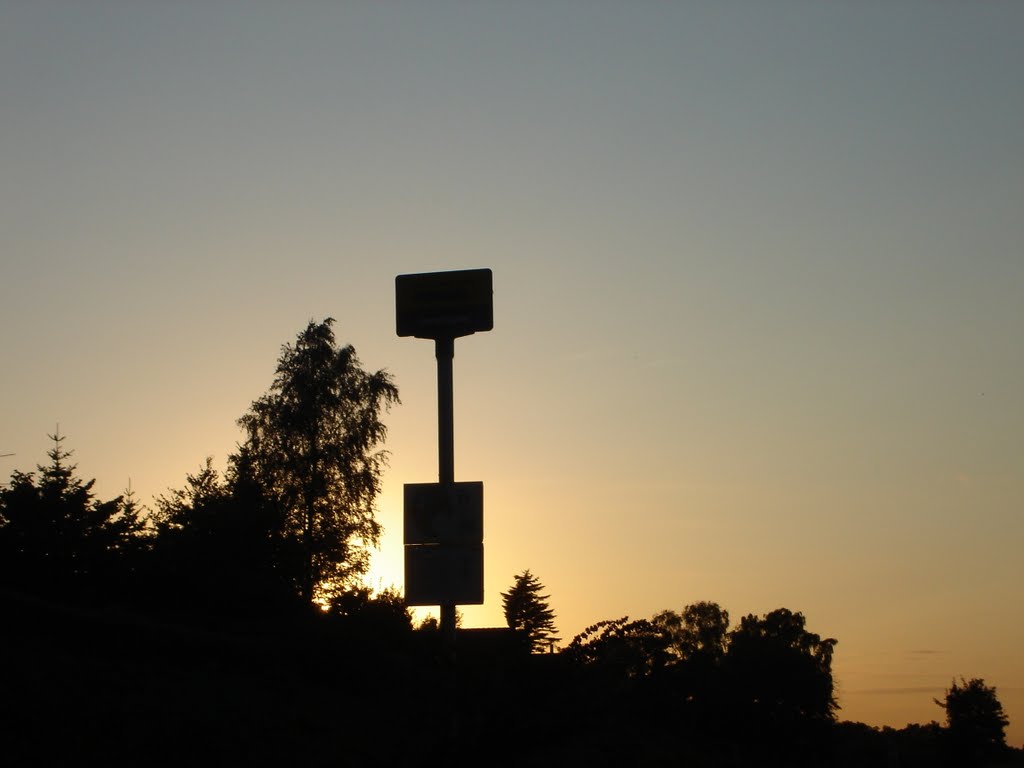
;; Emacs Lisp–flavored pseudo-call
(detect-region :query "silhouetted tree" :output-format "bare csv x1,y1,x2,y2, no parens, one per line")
652,601,730,663
501,569,558,652
650,602,732,744
937,677,1010,766
0,430,142,600
153,457,230,533
119,479,148,544
565,617,669,678
235,319,399,604
885,721,946,768
415,610,464,631
727,608,837,719
726,608,838,763
148,458,295,614
325,586,412,647
561,614,675,758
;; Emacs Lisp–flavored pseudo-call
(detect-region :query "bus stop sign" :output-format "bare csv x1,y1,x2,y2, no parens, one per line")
395,268,493,339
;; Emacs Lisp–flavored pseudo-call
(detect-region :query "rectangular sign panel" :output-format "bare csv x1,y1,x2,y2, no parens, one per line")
404,481,483,545
395,268,493,339
405,544,484,606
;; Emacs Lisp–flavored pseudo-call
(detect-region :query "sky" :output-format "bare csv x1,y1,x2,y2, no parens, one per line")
2,0,1022,743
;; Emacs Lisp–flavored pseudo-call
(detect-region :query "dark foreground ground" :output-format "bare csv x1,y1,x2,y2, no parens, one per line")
3,591,599,767
3,592,1022,768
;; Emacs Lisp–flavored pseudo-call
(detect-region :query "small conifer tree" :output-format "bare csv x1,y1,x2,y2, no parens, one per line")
0,429,142,598
501,569,558,653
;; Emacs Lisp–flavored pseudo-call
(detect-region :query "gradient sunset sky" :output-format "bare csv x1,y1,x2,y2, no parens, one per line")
3,1,1022,742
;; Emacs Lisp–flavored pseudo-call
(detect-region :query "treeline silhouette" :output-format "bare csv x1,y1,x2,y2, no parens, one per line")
2,322,1018,766
3,433,1018,767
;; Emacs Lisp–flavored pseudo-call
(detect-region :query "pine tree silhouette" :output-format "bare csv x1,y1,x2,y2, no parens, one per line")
501,569,558,653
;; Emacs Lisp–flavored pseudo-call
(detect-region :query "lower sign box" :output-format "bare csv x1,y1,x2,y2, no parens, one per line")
405,543,484,606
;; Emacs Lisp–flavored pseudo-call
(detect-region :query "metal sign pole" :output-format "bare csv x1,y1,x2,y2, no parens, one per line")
436,336,455,485
397,268,491,640
435,336,457,643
